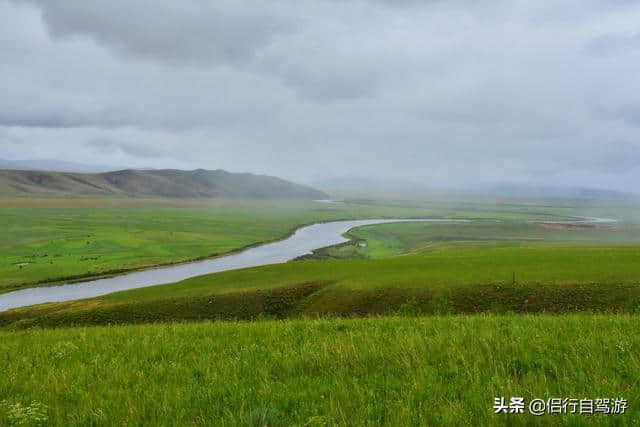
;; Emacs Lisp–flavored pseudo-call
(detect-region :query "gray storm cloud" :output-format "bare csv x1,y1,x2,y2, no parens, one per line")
1,0,639,192
28,0,295,65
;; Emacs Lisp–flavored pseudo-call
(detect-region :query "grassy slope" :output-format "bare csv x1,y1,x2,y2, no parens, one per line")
4,243,640,328
4,215,640,328
1,315,638,426
2,200,640,322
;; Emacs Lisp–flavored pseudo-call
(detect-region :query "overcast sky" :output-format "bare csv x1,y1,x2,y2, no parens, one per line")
1,0,639,191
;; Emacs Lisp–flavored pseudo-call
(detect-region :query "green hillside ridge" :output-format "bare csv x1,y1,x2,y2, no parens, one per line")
0,168,328,199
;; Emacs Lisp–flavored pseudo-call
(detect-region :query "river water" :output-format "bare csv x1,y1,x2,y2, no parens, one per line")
0,218,467,312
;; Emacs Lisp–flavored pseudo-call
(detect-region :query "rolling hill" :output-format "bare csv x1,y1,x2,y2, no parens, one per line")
0,169,328,199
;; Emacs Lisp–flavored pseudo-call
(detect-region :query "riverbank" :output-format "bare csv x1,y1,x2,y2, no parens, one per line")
0,216,353,295
2,219,456,311
3,243,640,328
2,198,468,292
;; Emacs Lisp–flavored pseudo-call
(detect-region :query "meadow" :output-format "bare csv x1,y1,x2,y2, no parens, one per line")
2,197,640,426
310,218,640,259
2,196,637,292
4,222,640,327
0,198,440,292
1,315,638,426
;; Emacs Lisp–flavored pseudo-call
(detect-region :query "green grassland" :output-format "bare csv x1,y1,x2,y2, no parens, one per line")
311,219,640,259
3,206,640,327
3,197,640,425
1,315,638,426
0,196,606,292
4,241,640,328
2,197,638,293
0,198,447,292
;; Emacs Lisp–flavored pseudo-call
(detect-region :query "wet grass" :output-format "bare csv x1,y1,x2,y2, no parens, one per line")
3,244,640,328
1,315,638,426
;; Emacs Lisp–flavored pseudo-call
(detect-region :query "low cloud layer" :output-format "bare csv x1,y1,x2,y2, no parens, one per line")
1,0,639,192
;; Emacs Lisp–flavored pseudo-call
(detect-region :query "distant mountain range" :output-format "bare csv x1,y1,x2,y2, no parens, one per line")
2,160,633,201
0,169,328,199
314,176,636,200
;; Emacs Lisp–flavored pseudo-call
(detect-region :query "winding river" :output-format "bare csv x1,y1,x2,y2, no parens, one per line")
0,218,467,312
0,214,618,312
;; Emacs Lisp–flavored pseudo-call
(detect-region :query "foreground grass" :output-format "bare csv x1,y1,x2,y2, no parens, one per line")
0,315,638,426
4,244,640,328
